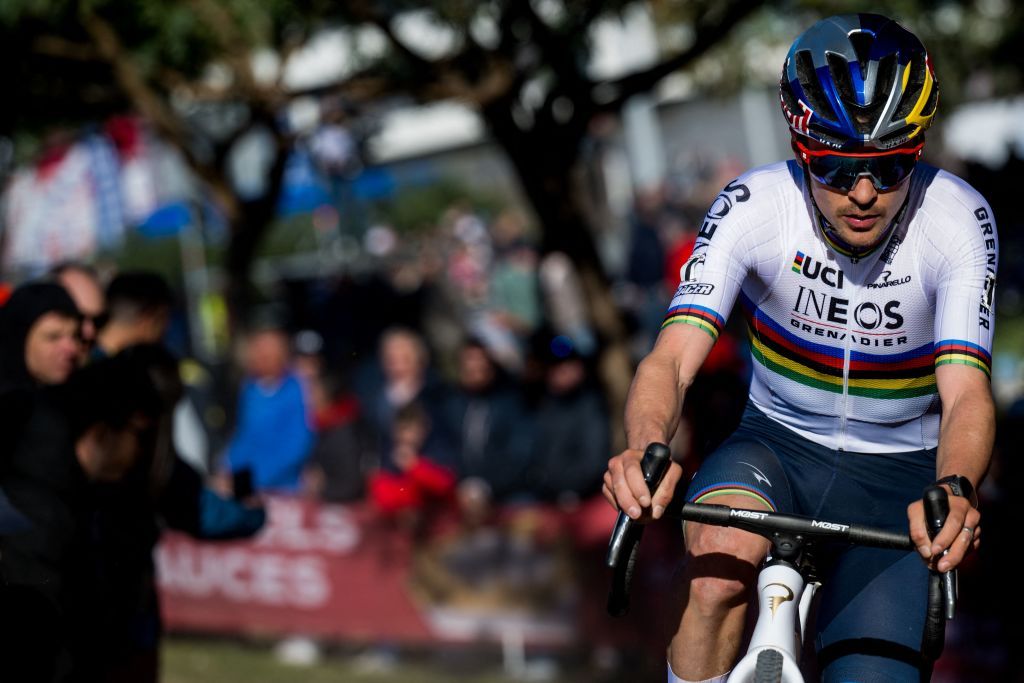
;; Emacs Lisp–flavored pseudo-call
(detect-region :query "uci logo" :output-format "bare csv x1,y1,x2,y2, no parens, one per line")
793,251,844,289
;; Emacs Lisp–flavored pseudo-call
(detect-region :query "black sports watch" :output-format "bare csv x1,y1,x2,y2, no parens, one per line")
934,475,978,508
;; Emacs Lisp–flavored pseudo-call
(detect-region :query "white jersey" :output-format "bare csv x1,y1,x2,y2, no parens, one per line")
666,161,998,452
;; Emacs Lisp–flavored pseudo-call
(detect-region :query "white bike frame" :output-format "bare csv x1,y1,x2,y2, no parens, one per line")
727,563,820,683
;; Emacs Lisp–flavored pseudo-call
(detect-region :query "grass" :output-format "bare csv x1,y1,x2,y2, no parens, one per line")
161,636,569,683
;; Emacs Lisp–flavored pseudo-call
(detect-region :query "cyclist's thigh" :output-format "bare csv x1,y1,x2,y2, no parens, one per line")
684,433,794,514
815,547,929,682
811,449,935,682
682,435,795,565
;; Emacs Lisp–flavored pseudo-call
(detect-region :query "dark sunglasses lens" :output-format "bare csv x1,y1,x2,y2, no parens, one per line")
809,153,917,190
872,154,917,187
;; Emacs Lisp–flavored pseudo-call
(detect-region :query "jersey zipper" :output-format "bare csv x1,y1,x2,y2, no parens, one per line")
838,269,855,452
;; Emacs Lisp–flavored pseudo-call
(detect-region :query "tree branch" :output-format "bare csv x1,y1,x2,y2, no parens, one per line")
563,0,618,39
346,0,443,71
33,35,102,61
185,0,274,106
78,8,238,220
596,0,765,112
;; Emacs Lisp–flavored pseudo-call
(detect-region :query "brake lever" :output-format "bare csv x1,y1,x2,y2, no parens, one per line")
605,442,672,616
923,484,956,620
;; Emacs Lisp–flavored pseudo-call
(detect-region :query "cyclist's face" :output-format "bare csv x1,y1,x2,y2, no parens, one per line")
809,173,911,250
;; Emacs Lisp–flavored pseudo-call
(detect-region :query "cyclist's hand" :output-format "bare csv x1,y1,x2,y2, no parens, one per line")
602,448,682,522
907,492,981,572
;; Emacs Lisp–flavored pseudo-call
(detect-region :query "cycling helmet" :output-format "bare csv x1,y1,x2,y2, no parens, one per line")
780,14,938,151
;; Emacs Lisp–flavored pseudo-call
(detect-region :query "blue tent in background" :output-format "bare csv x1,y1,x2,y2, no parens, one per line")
138,201,192,237
277,150,333,216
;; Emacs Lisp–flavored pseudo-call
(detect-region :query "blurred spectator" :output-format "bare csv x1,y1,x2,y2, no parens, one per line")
1,344,264,681
225,326,314,493
476,225,541,372
93,271,173,359
0,284,82,681
530,342,610,504
442,339,534,502
51,267,266,682
0,283,82,609
293,328,325,385
51,261,105,361
0,282,80,393
68,345,192,682
368,402,455,520
303,370,373,503
443,204,492,307
538,252,597,357
357,327,454,472
90,270,214,475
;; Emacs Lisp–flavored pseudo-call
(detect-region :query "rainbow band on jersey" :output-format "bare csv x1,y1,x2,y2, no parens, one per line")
740,293,939,399
662,303,725,340
792,251,805,273
934,340,992,377
690,482,777,512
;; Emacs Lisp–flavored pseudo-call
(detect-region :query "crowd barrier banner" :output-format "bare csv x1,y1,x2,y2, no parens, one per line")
157,495,655,647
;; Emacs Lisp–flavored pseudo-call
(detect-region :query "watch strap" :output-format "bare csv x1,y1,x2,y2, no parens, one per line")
934,475,978,508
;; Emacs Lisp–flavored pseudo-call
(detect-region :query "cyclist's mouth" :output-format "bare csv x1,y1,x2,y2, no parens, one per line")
841,213,881,230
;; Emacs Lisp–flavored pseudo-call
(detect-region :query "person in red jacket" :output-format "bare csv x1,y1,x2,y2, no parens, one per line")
369,402,455,521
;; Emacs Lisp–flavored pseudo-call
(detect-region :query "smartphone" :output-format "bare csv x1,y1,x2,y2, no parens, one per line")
233,468,254,500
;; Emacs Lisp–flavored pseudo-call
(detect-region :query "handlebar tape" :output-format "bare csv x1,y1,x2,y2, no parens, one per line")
923,484,957,620
606,442,672,617
921,484,955,661
923,484,950,542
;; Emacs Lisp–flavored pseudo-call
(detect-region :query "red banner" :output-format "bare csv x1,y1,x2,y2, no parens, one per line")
157,495,670,648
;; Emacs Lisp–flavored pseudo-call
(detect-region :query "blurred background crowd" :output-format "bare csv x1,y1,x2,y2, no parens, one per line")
1,1,1023,682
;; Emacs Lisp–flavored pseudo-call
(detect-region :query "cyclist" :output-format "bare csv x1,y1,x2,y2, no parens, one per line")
603,14,994,682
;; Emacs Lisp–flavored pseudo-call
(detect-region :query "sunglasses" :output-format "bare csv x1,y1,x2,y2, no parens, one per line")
794,140,924,192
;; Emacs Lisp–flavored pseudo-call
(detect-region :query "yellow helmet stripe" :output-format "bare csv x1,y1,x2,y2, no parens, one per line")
904,59,935,130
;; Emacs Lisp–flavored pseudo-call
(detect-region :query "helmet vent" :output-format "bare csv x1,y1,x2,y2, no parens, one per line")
894,58,928,119
780,77,803,116
921,80,938,116
826,52,857,103
795,50,838,122
807,123,847,148
877,130,910,149
848,30,876,79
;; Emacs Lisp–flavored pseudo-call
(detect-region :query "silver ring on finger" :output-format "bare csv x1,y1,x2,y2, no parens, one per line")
961,525,974,541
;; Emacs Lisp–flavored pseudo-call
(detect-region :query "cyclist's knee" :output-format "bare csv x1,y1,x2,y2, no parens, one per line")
685,519,768,565
687,572,752,615
683,528,764,614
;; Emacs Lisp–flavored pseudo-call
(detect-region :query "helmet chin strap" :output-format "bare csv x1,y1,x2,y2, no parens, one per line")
806,170,910,261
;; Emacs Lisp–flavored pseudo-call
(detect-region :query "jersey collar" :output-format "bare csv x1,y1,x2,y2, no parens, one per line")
811,191,910,264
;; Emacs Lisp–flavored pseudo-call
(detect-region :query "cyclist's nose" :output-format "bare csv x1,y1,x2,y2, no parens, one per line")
848,176,878,206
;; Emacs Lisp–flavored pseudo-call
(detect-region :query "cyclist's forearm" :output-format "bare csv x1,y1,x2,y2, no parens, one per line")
623,352,689,451
935,384,995,489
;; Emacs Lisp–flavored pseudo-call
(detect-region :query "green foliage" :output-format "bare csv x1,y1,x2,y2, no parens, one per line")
254,213,320,258
652,0,1023,106
100,230,185,288
368,178,505,235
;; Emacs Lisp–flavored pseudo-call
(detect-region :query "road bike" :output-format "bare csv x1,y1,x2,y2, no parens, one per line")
606,443,956,683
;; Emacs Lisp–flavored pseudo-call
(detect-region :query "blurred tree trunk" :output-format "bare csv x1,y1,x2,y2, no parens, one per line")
222,134,290,329
486,99,634,450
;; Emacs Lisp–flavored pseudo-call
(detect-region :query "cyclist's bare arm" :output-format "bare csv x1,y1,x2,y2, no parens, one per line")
907,363,993,571
603,323,715,522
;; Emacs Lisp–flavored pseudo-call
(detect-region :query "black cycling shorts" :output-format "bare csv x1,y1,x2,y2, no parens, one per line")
686,403,935,682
